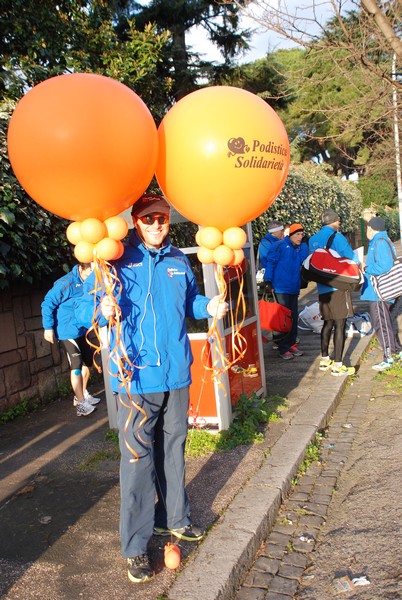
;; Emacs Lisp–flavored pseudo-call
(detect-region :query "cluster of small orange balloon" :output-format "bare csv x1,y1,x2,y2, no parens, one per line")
66,216,128,263
196,226,247,267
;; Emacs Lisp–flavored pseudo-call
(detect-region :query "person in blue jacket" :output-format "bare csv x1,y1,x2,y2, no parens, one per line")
264,223,309,360
360,216,401,370
76,194,228,584
257,220,285,344
309,208,359,377
41,263,100,417
258,219,284,281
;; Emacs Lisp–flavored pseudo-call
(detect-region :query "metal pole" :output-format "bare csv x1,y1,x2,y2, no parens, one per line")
392,53,402,241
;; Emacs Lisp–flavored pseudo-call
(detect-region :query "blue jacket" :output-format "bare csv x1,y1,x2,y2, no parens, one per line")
308,226,359,295
264,236,309,294
41,265,87,340
76,230,211,395
258,233,282,281
360,230,395,302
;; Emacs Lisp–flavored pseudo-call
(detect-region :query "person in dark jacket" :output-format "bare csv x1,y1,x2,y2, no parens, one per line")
264,223,309,360
41,263,100,417
360,216,402,370
76,194,228,584
309,208,359,377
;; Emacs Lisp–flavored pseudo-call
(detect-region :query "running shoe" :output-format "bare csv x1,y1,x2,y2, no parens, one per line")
153,524,204,542
127,554,153,583
331,364,355,377
76,398,96,416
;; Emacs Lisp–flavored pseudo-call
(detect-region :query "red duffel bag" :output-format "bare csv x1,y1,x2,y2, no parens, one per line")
258,297,293,333
301,232,363,292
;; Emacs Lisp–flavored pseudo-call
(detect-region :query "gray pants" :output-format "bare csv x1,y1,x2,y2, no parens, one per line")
117,388,190,558
369,301,397,359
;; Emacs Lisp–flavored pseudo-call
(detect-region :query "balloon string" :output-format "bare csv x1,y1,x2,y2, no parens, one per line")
85,256,148,463
201,264,248,389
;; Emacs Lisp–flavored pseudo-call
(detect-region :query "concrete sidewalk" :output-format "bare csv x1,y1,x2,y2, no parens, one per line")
0,283,379,600
167,286,374,600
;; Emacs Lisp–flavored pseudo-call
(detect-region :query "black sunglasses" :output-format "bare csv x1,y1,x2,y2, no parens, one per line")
137,214,169,225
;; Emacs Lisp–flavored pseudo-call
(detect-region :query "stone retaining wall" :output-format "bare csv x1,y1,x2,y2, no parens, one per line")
0,283,69,416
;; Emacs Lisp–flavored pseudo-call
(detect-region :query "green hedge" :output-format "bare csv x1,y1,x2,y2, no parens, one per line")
1,101,74,289
252,163,362,244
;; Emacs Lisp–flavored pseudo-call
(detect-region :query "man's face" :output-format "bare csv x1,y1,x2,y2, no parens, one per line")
290,231,304,246
272,229,284,240
133,213,170,249
366,225,375,240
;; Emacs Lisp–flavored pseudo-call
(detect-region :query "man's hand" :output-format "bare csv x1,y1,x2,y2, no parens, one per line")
101,296,117,319
44,329,55,344
264,281,273,293
207,294,229,320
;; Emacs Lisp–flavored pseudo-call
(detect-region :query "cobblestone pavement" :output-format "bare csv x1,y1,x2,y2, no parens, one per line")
234,344,401,600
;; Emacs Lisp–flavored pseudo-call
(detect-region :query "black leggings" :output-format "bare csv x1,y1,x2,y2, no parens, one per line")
321,318,347,363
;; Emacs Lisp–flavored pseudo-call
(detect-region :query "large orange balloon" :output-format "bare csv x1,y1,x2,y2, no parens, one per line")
7,73,158,221
156,86,290,229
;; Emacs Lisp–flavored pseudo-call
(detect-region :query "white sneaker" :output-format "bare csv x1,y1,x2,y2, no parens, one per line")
372,359,393,371
84,390,101,405
76,398,96,417
73,392,101,406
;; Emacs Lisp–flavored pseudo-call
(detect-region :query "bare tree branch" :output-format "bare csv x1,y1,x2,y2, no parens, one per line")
361,0,402,58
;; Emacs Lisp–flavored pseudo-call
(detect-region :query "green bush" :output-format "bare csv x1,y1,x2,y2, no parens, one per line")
252,162,362,245
377,208,401,241
1,101,74,289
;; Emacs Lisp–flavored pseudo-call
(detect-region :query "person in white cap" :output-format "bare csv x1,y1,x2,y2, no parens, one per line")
258,220,285,281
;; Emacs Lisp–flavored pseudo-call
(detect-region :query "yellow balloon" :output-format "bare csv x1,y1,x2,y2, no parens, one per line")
156,86,290,230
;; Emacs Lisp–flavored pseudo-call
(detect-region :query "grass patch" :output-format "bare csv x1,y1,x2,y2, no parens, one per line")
373,360,402,391
185,392,287,458
0,399,34,424
291,432,324,486
76,446,120,471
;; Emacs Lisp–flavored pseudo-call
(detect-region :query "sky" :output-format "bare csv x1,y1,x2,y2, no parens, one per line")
135,1,355,65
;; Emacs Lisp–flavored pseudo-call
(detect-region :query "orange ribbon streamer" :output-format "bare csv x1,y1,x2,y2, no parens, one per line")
85,256,148,463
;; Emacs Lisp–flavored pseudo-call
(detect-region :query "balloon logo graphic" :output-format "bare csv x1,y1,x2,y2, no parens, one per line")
7,73,158,222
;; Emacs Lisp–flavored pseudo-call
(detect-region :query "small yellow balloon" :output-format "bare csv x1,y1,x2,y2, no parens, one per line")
223,227,247,250
74,240,94,263
197,246,215,264
213,244,235,266
198,226,223,250
66,221,82,245
96,237,124,261
80,218,107,244
231,248,245,266
104,216,129,241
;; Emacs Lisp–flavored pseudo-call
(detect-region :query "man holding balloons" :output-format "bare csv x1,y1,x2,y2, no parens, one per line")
78,194,228,583
8,71,291,584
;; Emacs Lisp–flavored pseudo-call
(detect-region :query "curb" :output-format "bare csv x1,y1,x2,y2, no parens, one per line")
168,333,373,600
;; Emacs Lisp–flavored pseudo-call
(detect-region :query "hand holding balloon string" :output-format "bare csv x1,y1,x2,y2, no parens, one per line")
207,293,229,320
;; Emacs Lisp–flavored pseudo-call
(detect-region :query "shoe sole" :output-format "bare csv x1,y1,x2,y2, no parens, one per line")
330,371,354,377
128,571,153,583
154,528,204,542
76,409,96,416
